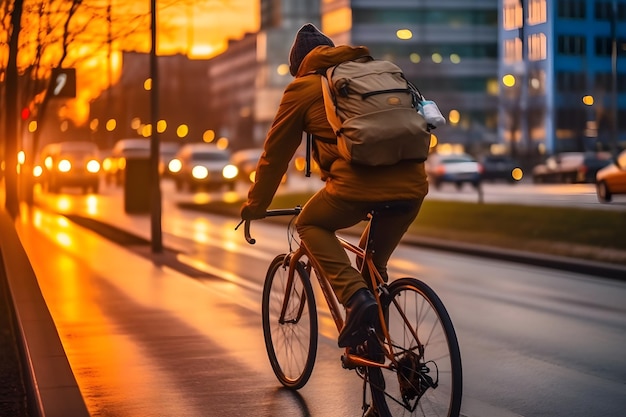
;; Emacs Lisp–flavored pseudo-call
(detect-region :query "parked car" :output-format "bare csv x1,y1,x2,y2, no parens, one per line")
532,151,612,184
479,154,522,183
230,148,288,185
425,152,483,190
38,141,101,194
104,138,182,185
596,150,626,203
230,148,263,183
168,143,238,191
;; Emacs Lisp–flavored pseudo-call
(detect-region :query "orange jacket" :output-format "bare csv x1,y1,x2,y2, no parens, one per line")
244,45,429,217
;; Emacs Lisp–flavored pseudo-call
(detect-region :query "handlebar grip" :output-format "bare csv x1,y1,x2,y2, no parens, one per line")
244,220,256,245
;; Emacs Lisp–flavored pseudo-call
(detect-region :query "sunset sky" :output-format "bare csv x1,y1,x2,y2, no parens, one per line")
16,0,260,126
152,0,259,58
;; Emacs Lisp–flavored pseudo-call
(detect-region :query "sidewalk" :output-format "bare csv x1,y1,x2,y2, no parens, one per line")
0,208,89,417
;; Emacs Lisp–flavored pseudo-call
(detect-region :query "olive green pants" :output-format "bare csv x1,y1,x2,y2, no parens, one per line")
295,188,423,305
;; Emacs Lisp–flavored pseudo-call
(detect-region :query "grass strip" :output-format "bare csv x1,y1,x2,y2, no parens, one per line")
177,192,626,264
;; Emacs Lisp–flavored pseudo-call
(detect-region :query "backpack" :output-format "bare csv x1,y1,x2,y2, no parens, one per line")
319,56,435,166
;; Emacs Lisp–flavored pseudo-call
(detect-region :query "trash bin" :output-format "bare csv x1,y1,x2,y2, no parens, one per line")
124,157,151,214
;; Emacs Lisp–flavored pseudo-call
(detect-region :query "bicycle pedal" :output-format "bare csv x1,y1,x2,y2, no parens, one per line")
341,353,358,370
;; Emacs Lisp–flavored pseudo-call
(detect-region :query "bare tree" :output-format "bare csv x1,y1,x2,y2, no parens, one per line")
2,0,151,204
2,0,24,216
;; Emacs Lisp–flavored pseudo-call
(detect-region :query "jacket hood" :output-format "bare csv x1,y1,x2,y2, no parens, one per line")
296,45,371,77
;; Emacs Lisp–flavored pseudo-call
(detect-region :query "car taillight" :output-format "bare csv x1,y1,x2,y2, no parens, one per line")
435,165,446,175
477,163,484,174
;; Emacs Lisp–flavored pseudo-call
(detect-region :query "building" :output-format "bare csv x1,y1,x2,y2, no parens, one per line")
499,0,626,159
90,52,212,149
209,33,258,150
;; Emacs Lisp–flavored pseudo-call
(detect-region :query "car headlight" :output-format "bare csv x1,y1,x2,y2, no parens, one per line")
33,165,43,178
191,165,208,180
58,159,72,172
87,160,100,173
102,158,112,172
222,164,238,180
168,158,182,173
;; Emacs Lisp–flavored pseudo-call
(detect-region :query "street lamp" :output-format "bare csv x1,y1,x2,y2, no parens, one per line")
149,0,163,253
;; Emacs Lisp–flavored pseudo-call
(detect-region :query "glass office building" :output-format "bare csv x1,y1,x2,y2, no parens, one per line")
500,0,626,158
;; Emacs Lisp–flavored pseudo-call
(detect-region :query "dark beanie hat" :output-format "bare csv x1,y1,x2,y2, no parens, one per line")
289,23,335,76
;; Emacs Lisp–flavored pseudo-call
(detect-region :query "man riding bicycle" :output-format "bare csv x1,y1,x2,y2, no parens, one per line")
240,23,428,349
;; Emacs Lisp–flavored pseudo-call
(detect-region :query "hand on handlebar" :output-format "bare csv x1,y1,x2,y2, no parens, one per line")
236,205,302,245
240,204,266,221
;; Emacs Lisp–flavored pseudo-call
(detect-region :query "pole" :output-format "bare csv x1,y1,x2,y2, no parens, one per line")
610,0,618,156
150,0,163,252
519,0,529,157
3,0,25,218
106,0,113,148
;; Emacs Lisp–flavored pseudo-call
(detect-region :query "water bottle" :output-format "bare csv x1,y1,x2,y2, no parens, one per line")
418,100,446,127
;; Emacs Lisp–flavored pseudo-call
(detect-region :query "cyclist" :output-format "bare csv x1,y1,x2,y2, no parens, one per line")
241,23,428,349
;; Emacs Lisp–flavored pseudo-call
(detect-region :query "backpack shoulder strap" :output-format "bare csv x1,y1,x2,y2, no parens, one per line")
320,71,343,136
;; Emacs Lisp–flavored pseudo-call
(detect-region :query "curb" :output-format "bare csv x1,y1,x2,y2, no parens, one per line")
400,235,626,281
0,209,90,417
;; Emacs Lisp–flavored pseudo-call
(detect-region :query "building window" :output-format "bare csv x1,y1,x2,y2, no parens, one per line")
595,1,626,20
595,36,626,56
504,38,523,62
529,33,547,60
595,72,626,92
595,37,613,56
595,1,613,19
557,35,586,55
503,0,523,30
556,71,586,92
528,0,547,25
352,8,497,26
557,0,586,19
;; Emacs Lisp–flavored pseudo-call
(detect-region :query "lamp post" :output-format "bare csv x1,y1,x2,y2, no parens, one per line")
150,0,163,253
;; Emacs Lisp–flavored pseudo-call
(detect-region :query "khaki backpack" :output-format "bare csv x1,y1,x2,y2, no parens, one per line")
320,56,433,166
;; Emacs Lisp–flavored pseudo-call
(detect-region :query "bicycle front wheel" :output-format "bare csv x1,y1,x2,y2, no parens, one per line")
372,278,462,417
262,254,318,390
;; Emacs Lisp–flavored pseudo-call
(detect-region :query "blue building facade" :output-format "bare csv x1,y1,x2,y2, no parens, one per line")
499,0,626,158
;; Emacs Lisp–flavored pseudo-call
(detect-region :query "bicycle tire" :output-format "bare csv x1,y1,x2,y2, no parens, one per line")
262,254,318,390
371,278,462,417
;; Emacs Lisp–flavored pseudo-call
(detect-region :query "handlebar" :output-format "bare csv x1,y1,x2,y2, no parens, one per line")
236,206,302,245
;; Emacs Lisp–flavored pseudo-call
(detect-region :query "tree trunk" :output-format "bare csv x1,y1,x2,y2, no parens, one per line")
3,0,24,218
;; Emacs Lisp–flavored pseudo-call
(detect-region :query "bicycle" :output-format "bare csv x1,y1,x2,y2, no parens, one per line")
237,204,462,416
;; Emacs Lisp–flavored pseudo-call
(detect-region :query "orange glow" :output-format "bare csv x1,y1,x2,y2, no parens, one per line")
322,7,352,36
12,0,259,127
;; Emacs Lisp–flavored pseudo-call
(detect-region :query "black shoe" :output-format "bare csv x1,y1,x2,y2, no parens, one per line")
338,288,378,348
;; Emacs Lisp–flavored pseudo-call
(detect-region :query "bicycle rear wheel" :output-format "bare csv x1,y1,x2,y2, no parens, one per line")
262,254,318,390
372,278,462,417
